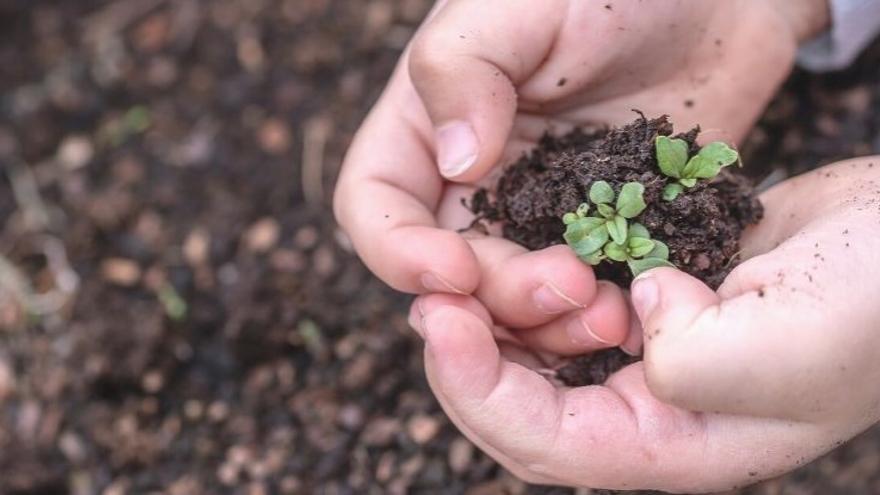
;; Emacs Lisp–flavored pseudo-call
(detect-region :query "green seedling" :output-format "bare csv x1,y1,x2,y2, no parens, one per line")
655,136,739,201
157,283,187,321
563,181,674,277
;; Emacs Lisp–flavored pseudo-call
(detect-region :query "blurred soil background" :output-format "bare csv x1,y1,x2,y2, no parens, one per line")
0,1,879,494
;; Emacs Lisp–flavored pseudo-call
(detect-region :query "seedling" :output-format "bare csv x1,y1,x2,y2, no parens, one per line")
655,136,739,200
562,181,674,277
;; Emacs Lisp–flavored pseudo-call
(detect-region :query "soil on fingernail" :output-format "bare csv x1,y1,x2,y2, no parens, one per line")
469,114,763,386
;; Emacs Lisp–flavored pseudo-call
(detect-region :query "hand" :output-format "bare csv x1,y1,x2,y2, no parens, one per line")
408,157,880,492
335,0,825,355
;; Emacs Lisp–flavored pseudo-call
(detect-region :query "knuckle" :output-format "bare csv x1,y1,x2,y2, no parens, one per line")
643,344,685,404
408,30,450,83
331,179,353,230
504,461,551,485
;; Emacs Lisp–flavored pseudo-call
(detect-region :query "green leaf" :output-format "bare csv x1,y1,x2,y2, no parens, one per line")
606,216,628,245
563,217,605,244
604,242,629,262
589,181,615,205
682,155,721,180
579,250,605,265
662,183,684,201
576,203,590,217
596,203,616,219
629,222,650,239
647,239,670,260
680,177,698,188
562,212,578,225
697,141,739,169
572,226,610,257
158,284,187,321
628,237,655,258
627,257,676,278
616,182,647,218
655,136,689,179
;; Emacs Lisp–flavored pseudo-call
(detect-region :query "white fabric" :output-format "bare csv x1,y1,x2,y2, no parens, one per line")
798,0,880,71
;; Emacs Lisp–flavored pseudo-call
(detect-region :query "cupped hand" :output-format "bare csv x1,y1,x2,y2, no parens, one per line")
409,157,880,492
335,0,816,354
638,156,880,435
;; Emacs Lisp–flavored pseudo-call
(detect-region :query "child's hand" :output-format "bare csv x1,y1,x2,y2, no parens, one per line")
335,0,816,304
636,156,880,431
408,157,880,492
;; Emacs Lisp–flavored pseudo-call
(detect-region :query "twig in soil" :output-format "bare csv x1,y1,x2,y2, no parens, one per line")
0,234,80,319
83,0,167,46
5,163,52,231
3,165,80,322
169,0,201,51
302,116,332,207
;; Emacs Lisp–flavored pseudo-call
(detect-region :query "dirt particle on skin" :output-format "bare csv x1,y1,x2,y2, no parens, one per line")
557,77,567,87
604,3,613,10
757,289,765,298
715,38,723,46
684,99,694,108
749,471,758,477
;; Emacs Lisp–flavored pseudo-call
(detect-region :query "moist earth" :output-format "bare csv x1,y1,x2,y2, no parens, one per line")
470,114,764,386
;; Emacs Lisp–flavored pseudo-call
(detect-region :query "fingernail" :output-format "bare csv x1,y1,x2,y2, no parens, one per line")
420,272,465,294
631,275,659,323
436,121,478,178
566,314,614,346
620,341,642,356
533,283,583,314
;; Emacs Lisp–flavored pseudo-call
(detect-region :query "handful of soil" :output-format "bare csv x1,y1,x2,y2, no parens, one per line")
469,114,763,386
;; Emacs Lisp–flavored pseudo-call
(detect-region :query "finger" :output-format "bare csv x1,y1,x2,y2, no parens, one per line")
420,303,831,492
512,281,630,356
408,0,566,181
635,160,880,420
407,293,493,339
468,239,599,328
634,257,863,421
334,64,480,295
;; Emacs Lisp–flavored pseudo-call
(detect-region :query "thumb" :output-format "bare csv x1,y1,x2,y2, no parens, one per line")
631,266,828,420
407,0,566,181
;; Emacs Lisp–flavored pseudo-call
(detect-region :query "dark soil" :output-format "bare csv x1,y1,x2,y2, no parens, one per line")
555,349,638,388
471,114,763,290
1,1,880,495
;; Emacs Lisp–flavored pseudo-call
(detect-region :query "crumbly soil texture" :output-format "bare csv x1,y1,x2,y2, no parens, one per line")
471,114,764,386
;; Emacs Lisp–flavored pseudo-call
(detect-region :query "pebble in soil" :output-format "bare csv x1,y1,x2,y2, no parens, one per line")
470,114,764,386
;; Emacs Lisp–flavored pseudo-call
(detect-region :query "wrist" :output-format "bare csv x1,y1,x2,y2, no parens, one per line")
768,0,831,43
